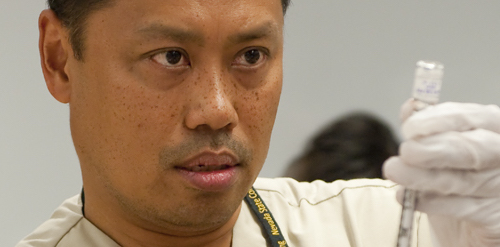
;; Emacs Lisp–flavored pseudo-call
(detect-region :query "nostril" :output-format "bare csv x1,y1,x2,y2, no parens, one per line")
184,107,238,131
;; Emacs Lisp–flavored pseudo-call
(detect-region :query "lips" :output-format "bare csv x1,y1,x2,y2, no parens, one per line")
175,152,239,192
184,164,233,172
180,153,237,171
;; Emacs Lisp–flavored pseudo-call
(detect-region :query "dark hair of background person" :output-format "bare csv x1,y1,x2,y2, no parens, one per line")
284,112,400,182
47,0,292,61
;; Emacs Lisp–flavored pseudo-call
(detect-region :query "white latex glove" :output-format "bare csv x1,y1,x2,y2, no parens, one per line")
383,99,500,247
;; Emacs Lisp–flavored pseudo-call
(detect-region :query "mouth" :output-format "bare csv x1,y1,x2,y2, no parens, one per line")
175,152,240,192
179,164,235,172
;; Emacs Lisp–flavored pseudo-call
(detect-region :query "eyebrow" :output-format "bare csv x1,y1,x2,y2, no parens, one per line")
227,21,280,45
136,24,205,45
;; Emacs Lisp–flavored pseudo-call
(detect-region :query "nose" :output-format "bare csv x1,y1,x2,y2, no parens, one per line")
184,69,239,132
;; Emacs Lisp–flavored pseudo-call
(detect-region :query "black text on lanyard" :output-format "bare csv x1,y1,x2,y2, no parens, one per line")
244,187,289,247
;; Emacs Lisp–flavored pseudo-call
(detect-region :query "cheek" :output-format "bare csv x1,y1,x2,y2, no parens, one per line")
236,75,282,157
71,74,186,171
73,82,189,193
104,85,187,151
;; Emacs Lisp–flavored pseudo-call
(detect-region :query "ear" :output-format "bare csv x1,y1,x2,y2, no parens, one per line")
38,9,72,103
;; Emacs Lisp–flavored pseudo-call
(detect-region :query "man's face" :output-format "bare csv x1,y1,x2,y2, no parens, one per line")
67,0,283,231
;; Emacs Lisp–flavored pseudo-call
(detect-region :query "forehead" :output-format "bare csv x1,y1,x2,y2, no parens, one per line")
85,0,284,36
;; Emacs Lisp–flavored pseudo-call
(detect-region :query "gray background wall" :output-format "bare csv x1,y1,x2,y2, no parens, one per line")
2,1,500,245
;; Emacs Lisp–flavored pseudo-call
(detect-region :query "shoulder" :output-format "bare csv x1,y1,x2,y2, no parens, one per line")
253,177,399,207
244,178,432,246
16,195,84,247
16,194,118,247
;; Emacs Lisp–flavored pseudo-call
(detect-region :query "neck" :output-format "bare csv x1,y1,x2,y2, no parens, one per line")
83,190,241,247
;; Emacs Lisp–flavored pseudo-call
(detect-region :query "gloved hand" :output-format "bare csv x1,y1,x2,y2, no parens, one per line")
383,99,500,247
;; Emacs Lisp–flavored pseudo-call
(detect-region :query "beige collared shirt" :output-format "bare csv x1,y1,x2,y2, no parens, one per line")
17,178,432,247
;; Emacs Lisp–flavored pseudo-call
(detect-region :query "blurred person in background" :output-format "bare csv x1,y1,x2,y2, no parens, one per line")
284,112,399,182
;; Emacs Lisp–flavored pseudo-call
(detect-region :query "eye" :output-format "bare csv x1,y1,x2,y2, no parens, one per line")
233,48,268,67
151,49,190,68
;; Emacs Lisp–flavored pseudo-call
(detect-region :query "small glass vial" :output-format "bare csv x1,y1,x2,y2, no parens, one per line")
412,60,444,110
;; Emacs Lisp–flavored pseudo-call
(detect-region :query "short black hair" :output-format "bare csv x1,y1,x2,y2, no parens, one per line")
284,112,400,182
47,0,291,61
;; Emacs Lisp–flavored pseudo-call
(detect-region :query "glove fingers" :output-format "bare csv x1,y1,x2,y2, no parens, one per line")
384,157,500,197
400,129,500,170
400,98,415,122
427,215,500,247
402,102,500,139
